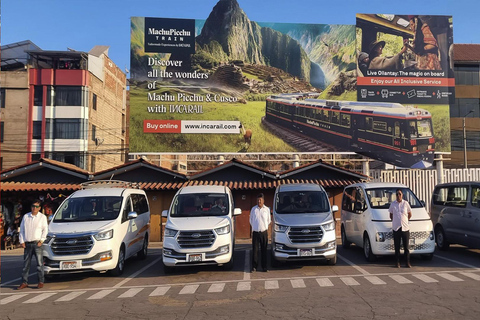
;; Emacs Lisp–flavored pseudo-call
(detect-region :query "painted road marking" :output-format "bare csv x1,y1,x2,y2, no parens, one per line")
437,273,464,282
341,277,360,286
243,250,251,281
364,276,386,285
149,286,170,296
316,278,334,287
87,289,115,300
56,291,86,302
208,283,225,293
237,282,251,291
118,288,144,298
114,257,162,288
290,279,306,288
461,272,480,281
179,285,199,295
1,294,28,305
337,253,370,275
412,274,438,283
434,255,480,269
265,280,279,289
390,275,413,284
23,293,56,304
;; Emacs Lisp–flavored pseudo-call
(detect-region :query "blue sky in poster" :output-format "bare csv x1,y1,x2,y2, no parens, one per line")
2,0,478,74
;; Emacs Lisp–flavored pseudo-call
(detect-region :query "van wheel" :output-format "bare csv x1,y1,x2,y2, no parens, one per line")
137,236,148,260
110,246,125,276
341,226,351,249
327,255,337,265
435,226,449,251
421,253,434,260
363,235,376,262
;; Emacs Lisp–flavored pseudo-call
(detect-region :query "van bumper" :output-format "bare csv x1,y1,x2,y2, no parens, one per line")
273,230,337,261
162,239,233,267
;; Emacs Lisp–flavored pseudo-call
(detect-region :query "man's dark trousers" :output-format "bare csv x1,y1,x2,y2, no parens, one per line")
393,228,410,263
252,230,268,270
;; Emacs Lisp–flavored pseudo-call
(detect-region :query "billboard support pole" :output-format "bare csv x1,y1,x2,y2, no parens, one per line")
436,154,444,184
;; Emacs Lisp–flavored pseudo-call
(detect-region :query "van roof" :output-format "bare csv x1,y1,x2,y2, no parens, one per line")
434,181,480,188
276,183,324,192
346,182,407,189
178,185,228,194
70,188,144,198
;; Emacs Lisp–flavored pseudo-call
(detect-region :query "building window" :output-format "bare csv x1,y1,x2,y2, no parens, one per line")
90,156,96,172
45,151,85,169
454,65,480,85
32,121,42,139
451,98,480,118
34,86,43,106
92,93,97,110
0,121,4,142
92,124,96,141
451,130,480,151
52,119,86,139
54,86,83,106
1,88,5,108
31,153,41,161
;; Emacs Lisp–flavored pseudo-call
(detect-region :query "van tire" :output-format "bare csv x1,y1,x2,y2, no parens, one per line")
110,246,125,276
341,226,351,249
137,235,148,260
363,235,376,262
327,255,337,265
435,225,449,251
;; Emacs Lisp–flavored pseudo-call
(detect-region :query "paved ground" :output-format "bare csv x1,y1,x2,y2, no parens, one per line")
1,241,479,319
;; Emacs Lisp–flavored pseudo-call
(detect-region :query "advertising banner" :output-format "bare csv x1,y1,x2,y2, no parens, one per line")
356,14,454,104
130,0,452,168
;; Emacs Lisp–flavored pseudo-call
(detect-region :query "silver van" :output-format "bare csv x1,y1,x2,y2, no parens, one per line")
431,182,480,250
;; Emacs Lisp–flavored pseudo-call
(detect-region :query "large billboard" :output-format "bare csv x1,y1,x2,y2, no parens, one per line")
129,0,452,168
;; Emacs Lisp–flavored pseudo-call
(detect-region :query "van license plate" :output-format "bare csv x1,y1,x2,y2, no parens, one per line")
189,254,202,262
300,249,313,257
60,261,81,270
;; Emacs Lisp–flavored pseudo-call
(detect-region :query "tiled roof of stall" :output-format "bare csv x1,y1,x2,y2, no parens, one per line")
454,44,480,62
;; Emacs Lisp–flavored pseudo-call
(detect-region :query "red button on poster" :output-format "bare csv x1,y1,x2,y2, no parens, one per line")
143,120,181,133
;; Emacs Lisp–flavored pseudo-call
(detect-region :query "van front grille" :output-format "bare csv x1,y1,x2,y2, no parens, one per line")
288,226,323,243
51,236,94,255
177,230,215,248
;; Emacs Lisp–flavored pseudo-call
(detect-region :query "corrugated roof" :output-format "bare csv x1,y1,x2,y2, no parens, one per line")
93,158,186,180
189,158,276,180
454,44,480,62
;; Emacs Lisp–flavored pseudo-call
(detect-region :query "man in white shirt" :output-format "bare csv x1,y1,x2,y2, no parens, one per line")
249,193,271,272
389,189,412,268
17,199,48,290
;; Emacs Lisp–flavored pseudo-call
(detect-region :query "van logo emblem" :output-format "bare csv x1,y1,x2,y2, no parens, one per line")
66,239,78,245
191,233,201,238
301,229,310,234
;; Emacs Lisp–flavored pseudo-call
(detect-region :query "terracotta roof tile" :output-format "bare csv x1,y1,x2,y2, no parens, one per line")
454,44,480,62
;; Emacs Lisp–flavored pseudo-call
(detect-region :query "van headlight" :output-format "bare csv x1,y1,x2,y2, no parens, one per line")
274,224,288,233
164,228,178,238
376,232,386,242
215,225,230,235
94,229,113,241
322,221,335,231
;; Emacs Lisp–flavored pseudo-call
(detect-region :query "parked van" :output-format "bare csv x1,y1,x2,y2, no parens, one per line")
272,184,338,265
162,185,241,272
341,182,435,261
431,182,480,250
43,181,150,276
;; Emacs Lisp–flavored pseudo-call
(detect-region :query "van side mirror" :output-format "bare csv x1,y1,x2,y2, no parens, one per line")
127,211,138,220
420,200,425,207
233,208,242,216
162,210,168,217
331,205,339,212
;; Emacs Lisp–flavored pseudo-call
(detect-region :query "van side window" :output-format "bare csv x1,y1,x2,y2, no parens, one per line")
432,187,449,205
445,186,468,208
122,197,133,223
471,186,480,208
131,194,148,215
354,188,366,213
342,188,355,212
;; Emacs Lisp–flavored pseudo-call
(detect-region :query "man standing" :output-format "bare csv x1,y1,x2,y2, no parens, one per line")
17,199,48,289
389,189,412,268
249,193,271,272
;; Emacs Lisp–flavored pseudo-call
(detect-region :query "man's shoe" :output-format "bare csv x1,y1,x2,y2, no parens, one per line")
395,262,401,268
251,268,256,273
17,283,28,290
406,262,412,268
262,269,268,272
37,283,44,289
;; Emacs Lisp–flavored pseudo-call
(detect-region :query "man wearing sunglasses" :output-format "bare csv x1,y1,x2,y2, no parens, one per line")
389,189,413,268
17,199,48,290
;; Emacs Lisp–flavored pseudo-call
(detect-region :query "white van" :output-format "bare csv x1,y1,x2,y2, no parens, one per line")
43,181,150,276
272,184,338,265
341,182,435,261
162,185,241,272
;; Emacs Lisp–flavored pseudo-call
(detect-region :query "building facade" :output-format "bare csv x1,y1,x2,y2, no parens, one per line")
0,41,127,171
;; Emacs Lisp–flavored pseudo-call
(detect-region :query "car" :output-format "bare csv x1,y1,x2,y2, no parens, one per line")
341,182,435,261
43,181,150,276
271,183,338,266
162,185,241,272
431,182,480,250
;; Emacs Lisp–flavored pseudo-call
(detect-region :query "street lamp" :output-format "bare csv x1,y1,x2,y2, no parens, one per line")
463,109,474,169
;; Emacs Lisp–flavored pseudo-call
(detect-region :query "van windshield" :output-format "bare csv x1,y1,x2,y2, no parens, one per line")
365,188,423,209
171,193,229,217
53,196,123,222
275,191,330,213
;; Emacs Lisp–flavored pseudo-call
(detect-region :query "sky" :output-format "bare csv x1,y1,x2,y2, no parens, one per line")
2,0,479,73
